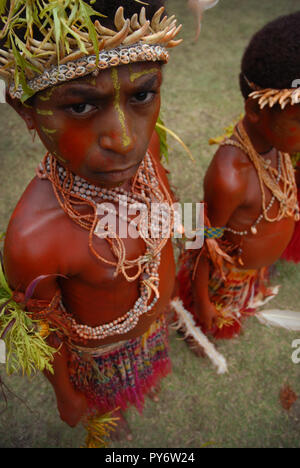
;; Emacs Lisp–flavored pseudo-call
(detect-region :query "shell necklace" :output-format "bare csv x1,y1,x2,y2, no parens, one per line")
38,152,174,341
221,122,299,236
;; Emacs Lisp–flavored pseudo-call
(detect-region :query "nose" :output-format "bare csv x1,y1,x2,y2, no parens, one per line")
99,107,136,155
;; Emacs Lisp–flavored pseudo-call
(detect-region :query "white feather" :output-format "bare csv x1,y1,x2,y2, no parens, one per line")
171,298,228,374
188,0,219,13
248,286,279,309
187,0,219,41
199,0,220,11
256,309,300,331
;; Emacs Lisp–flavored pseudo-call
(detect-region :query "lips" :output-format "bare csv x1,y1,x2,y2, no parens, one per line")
103,165,136,174
96,162,141,176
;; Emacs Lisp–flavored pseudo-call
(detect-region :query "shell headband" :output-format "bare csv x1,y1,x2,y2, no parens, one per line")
244,75,300,110
0,1,182,101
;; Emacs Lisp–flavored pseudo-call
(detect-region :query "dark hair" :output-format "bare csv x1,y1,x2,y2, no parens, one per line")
240,11,300,99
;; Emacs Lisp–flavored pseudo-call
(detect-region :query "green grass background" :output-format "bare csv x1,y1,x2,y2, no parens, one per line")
1,0,300,448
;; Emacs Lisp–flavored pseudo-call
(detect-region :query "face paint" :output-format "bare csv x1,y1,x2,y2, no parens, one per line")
88,77,97,86
23,101,33,109
129,66,158,83
38,87,55,101
41,126,57,135
111,68,131,149
58,121,95,171
36,108,54,116
286,134,300,148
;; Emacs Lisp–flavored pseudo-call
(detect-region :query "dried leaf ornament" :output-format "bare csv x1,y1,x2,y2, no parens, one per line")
280,384,297,411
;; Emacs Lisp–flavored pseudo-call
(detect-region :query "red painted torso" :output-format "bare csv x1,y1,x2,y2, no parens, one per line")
205,145,296,269
4,135,176,347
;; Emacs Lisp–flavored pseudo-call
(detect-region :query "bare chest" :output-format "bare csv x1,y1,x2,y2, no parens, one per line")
225,161,297,268
54,203,175,341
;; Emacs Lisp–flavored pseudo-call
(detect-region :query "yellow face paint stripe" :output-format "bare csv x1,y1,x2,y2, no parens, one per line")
129,67,158,83
36,109,53,116
88,77,97,86
41,126,57,135
111,68,131,149
38,87,55,101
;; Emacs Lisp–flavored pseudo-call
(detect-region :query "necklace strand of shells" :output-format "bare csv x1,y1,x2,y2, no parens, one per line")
220,121,299,236
38,151,174,340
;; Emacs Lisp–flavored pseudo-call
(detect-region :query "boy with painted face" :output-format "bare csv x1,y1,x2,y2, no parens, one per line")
0,0,182,437
177,12,300,340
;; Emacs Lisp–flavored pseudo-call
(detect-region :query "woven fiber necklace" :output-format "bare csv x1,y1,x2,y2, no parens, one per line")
38,152,175,341
221,121,300,236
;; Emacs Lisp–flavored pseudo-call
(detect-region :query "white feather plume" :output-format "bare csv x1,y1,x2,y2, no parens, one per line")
256,309,300,331
187,0,219,41
171,298,228,374
248,285,279,309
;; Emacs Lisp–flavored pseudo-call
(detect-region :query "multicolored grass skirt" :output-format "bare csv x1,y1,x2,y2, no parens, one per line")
177,261,278,339
68,315,171,415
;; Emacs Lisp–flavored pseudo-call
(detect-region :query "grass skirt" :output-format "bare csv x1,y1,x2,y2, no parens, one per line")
67,315,171,415
177,260,278,339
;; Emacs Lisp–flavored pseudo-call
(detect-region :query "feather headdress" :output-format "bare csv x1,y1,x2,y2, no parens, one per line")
0,1,182,101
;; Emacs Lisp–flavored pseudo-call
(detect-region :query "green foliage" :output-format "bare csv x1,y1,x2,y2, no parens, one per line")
0,0,105,101
0,263,56,377
156,115,169,162
291,152,300,168
1,0,300,449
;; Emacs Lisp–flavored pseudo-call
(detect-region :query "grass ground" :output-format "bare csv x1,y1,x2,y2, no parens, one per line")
1,0,300,448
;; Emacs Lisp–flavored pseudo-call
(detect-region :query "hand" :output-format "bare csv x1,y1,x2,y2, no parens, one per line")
56,390,88,427
194,300,218,330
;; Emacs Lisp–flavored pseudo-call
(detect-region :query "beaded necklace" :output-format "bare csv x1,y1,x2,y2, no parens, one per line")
220,122,300,236
38,151,174,341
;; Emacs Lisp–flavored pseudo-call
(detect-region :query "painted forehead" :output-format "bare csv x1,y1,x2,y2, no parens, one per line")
281,103,300,117
36,62,162,101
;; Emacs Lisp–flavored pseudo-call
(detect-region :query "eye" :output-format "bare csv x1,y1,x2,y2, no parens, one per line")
68,103,96,115
131,91,156,104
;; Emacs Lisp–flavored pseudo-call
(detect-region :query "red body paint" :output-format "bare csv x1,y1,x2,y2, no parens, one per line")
58,121,95,171
286,134,300,147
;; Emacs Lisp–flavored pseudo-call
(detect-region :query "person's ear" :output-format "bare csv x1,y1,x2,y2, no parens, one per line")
5,92,35,130
245,97,261,124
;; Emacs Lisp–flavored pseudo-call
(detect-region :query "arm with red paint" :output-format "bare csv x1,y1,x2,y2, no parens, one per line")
3,209,87,427
192,146,247,329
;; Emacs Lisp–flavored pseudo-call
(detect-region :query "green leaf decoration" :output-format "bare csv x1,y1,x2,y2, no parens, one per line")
156,118,195,163
0,0,156,101
0,262,56,377
155,115,169,163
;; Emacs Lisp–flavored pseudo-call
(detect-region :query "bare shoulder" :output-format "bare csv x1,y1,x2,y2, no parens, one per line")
204,142,251,198
4,177,68,290
5,176,65,245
